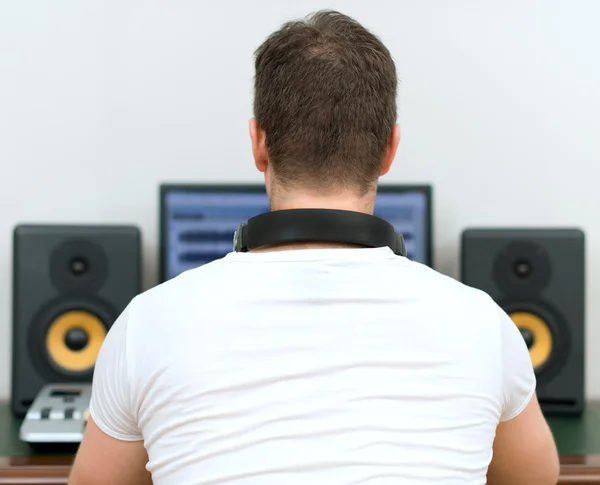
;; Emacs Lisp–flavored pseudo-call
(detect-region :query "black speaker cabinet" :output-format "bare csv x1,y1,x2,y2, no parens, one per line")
11,225,142,417
461,228,585,415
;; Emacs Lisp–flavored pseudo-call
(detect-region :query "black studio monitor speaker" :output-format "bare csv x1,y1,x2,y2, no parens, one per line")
11,225,142,417
461,228,585,415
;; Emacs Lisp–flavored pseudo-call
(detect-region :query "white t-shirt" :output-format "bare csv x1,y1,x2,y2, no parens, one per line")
90,247,535,485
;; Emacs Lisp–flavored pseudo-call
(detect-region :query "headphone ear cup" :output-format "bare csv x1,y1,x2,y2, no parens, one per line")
233,223,245,252
396,234,407,257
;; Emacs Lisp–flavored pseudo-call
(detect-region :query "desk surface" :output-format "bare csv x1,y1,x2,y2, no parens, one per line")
2,402,600,483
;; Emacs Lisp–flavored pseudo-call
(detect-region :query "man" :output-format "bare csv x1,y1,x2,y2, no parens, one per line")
70,10,559,485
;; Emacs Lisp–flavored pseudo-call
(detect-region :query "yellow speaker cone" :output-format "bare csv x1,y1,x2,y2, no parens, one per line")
509,311,552,369
46,310,107,373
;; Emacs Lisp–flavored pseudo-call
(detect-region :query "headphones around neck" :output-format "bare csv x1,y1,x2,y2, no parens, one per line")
233,209,407,256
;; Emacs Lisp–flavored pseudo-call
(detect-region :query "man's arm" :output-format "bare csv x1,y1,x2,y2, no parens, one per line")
486,305,560,485
69,418,152,485
69,303,150,485
487,393,560,485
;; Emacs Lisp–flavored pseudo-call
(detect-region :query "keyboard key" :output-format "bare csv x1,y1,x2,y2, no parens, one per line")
50,410,64,420
65,408,75,420
25,410,41,420
40,408,51,420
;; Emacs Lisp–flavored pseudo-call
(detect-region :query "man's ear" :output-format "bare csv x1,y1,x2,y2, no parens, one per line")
249,118,268,173
380,123,401,176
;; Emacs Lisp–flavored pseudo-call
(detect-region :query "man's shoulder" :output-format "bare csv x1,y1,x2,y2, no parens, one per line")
401,259,500,316
132,259,230,312
154,259,227,290
401,259,481,292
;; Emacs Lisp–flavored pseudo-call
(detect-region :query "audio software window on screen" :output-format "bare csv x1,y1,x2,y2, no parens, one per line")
163,189,429,281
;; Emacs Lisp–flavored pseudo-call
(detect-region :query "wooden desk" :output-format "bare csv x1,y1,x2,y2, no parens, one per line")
2,402,600,484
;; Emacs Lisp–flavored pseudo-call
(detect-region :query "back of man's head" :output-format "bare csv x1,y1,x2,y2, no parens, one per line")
254,11,398,195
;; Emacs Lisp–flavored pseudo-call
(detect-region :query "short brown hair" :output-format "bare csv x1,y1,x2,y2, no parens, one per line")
254,10,397,193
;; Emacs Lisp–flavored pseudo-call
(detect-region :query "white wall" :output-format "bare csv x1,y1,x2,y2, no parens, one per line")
0,0,599,401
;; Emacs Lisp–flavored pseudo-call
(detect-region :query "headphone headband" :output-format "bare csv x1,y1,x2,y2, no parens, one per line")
233,209,406,256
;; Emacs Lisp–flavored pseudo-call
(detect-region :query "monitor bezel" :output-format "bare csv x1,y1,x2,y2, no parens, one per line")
159,183,433,283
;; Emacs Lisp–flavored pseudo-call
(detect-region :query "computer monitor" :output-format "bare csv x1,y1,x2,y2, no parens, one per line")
159,184,433,282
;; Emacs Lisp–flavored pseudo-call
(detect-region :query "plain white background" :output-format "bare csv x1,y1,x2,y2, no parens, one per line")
0,0,598,401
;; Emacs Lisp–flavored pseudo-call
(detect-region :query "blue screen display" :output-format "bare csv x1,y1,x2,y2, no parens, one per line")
162,187,431,281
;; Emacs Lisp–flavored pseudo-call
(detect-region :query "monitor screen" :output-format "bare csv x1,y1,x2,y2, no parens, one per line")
160,185,432,282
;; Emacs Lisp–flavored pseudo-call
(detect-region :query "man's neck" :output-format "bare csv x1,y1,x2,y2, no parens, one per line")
250,190,377,253
269,192,375,214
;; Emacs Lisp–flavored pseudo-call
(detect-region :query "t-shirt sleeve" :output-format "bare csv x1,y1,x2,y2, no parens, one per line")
88,303,143,441
498,306,537,422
